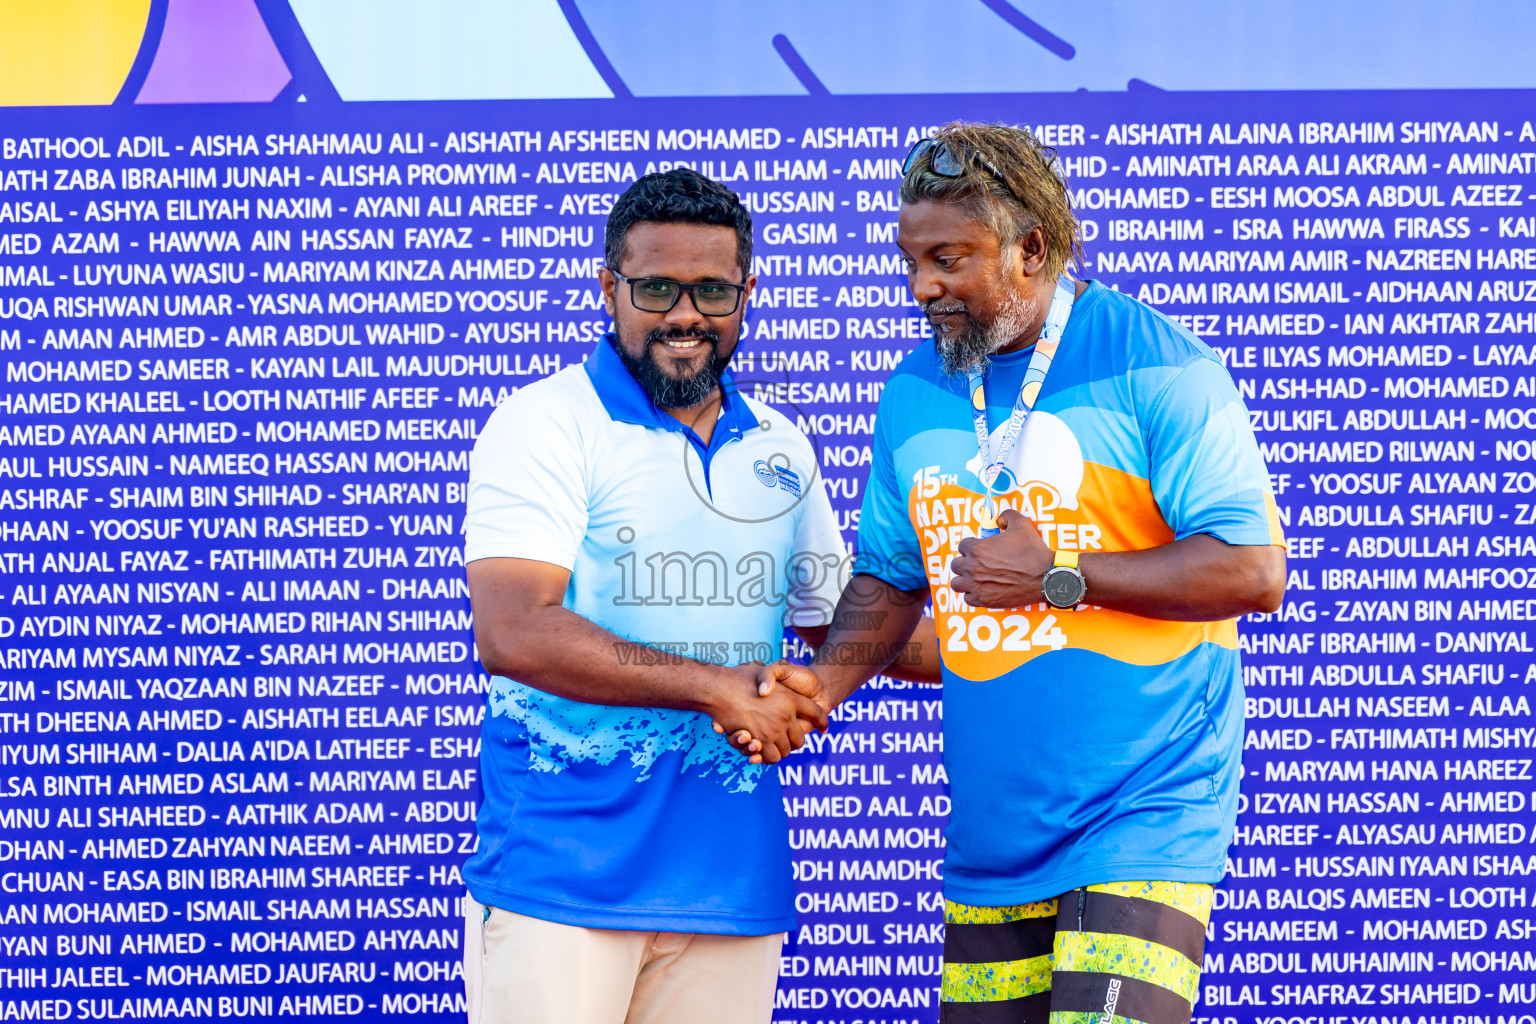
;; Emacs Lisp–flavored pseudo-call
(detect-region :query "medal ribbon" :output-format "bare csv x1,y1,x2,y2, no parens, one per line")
968,275,1077,535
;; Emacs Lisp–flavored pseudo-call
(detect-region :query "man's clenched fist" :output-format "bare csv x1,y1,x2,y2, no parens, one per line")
949,508,1054,609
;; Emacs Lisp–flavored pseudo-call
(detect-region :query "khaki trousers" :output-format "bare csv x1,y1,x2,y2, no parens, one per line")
463,896,783,1024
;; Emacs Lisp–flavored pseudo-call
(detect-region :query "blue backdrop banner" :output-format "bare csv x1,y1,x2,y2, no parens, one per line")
2,4,1535,1022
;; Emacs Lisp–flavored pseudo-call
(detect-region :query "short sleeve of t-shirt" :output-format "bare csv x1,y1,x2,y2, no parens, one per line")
1145,355,1283,547
784,481,848,629
464,382,589,568
855,383,928,591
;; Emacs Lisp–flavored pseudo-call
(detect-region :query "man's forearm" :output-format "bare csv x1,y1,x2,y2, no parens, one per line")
874,614,941,684
477,602,732,713
812,574,932,705
1077,535,1285,621
951,513,1285,621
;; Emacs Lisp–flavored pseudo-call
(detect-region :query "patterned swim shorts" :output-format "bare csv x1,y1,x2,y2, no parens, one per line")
941,881,1213,1024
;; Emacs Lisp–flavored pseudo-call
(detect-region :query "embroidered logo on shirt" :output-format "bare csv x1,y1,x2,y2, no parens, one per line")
753,460,778,488
774,466,802,497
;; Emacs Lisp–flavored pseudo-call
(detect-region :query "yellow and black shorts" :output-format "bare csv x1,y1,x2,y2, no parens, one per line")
941,881,1211,1024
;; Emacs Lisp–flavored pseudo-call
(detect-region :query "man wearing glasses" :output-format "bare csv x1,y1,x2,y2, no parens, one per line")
460,168,842,1024
760,123,1287,1023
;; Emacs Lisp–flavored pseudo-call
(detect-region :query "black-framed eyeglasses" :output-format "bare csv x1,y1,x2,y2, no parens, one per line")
903,138,1021,203
611,272,746,316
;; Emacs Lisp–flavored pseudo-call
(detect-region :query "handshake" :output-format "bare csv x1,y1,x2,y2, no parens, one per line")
707,661,831,765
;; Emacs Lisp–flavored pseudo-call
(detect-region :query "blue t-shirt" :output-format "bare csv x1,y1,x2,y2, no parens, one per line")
462,337,845,934
858,281,1285,905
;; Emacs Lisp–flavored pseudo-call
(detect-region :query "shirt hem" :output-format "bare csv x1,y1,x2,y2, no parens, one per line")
1182,526,1282,547
465,881,796,937
463,545,577,569
943,860,1225,906
855,566,929,594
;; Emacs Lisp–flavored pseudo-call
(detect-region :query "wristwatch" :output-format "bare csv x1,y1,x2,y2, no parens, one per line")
1041,550,1086,609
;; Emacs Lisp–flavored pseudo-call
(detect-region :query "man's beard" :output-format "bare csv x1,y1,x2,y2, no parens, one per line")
924,284,1038,377
611,326,728,409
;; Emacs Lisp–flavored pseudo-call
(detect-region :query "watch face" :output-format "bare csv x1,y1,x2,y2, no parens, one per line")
1043,568,1084,608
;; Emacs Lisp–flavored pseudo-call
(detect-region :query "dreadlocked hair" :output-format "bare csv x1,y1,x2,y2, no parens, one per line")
899,122,1082,279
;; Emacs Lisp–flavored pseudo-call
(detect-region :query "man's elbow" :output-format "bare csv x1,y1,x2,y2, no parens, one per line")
473,624,531,680
476,642,514,680
1246,549,1288,614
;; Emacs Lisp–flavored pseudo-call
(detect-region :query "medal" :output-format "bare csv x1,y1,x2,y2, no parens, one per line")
975,495,999,532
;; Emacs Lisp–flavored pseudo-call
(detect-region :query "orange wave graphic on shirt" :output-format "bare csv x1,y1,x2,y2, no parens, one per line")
909,461,1238,681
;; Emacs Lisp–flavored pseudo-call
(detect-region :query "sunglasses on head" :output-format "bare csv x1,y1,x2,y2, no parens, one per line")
903,138,970,177
902,138,1025,204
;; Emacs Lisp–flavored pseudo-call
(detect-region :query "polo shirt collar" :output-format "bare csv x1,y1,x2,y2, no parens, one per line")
584,333,755,460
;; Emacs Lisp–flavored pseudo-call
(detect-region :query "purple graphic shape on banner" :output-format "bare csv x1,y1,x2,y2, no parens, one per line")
135,0,290,104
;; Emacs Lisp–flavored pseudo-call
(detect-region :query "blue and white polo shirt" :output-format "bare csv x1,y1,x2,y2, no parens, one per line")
462,334,845,934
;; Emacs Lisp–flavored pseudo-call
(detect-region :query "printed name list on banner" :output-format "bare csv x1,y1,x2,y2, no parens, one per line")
0,91,1533,1023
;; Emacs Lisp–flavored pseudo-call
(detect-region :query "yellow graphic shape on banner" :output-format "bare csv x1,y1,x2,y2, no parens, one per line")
0,1,151,106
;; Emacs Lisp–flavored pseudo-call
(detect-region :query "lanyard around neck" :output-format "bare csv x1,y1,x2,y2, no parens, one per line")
967,275,1077,502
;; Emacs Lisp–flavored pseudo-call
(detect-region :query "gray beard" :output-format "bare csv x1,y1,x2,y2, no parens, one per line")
925,286,1039,377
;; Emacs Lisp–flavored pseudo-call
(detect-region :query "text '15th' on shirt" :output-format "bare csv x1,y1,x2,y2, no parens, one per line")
857,281,1286,906
461,336,845,935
